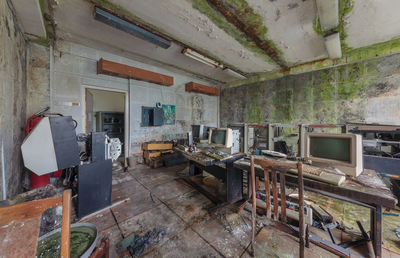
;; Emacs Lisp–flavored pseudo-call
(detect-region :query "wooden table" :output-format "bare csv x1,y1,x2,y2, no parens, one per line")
234,157,397,258
175,148,246,203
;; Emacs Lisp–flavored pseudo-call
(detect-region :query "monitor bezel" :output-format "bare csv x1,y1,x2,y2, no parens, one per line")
208,128,233,148
305,133,357,167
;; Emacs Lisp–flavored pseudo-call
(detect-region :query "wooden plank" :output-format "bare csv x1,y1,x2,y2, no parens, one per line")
185,82,219,96
271,170,278,221
0,195,62,225
98,58,173,86
143,150,173,160
255,158,298,171
298,162,305,258
264,168,271,219
61,189,72,258
144,151,161,159
142,142,173,151
280,171,287,223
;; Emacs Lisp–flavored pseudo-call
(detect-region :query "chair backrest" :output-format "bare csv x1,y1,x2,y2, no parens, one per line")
250,156,305,257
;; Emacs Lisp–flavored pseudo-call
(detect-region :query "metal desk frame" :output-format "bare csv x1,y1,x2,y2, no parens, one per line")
177,150,246,204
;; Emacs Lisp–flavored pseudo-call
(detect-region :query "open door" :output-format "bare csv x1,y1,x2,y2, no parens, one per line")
86,89,94,133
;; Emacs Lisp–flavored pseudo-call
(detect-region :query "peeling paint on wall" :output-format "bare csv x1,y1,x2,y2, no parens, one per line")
0,0,28,199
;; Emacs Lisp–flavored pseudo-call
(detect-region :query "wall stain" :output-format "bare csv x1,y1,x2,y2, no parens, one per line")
220,52,400,126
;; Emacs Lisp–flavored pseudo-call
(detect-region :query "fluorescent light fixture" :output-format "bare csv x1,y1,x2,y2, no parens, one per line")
182,48,222,68
324,32,342,59
223,68,247,80
316,0,339,31
94,7,171,49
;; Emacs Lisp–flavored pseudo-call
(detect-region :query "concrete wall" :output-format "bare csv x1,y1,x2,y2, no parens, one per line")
221,53,400,127
88,89,125,113
0,0,27,199
26,43,50,118
27,40,219,155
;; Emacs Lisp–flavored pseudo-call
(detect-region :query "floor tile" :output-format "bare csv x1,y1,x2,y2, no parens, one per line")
165,190,213,225
150,179,193,201
241,226,337,258
112,179,148,203
80,208,116,232
144,228,222,258
192,217,248,257
99,224,123,258
118,203,186,255
111,191,160,223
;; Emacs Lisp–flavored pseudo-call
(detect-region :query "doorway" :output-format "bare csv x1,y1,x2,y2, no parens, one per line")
84,87,129,158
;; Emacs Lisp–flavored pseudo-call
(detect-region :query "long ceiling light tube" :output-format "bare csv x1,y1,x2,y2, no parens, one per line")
94,7,171,49
182,48,222,68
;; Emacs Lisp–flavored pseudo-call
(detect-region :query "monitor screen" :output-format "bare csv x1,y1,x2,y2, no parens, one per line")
309,137,351,162
211,130,227,145
192,125,200,138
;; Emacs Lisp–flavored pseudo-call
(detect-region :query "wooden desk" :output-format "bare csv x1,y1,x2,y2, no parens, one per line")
234,157,397,258
176,148,245,203
0,189,72,258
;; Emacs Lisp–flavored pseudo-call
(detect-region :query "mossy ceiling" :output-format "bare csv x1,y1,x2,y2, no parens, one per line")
50,0,400,84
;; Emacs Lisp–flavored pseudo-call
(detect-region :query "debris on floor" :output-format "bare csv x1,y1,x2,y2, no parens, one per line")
117,226,167,256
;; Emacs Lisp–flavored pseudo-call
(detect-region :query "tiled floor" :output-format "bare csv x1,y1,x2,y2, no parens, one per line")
79,163,389,257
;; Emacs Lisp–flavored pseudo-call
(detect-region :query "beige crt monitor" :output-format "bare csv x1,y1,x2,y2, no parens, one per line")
304,133,363,177
208,128,233,148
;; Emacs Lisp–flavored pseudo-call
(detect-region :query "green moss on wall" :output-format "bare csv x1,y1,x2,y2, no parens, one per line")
338,0,354,53
225,35,400,89
245,88,263,123
272,89,294,123
235,55,384,126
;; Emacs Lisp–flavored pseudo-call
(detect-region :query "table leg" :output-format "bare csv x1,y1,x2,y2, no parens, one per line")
226,162,243,203
371,206,382,258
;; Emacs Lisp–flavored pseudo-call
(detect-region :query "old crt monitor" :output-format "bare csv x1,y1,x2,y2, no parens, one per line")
208,128,233,148
304,133,363,177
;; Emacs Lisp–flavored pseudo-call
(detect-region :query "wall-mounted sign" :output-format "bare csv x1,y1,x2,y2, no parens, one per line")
162,104,175,125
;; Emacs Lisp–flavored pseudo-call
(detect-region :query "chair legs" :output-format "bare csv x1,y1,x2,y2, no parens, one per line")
297,162,305,258
250,156,257,256
250,158,306,257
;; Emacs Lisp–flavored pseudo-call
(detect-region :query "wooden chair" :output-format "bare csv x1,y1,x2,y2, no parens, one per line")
0,189,72,258
250,156,305,258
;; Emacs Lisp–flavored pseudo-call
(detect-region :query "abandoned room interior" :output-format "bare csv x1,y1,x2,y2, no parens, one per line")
2,0,400,257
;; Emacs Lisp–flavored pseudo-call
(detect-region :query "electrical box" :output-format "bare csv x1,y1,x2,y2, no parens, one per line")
141,107,163,126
